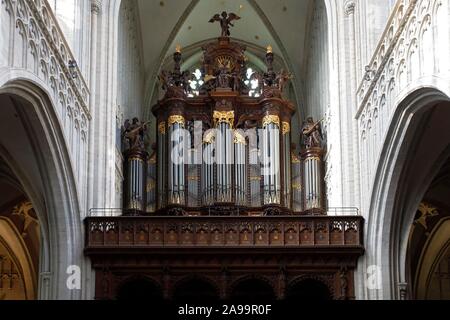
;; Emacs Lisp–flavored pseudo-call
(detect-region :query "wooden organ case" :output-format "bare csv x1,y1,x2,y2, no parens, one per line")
152,37,301,216
85,14,365,301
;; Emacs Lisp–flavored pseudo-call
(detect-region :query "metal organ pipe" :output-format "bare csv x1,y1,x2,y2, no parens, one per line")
146,154,156,213
168,116,186,206
213,111,234,203
157,122,166,209
302,152,324,213
234,130,247,206
282,122,291,208
262,115,281,206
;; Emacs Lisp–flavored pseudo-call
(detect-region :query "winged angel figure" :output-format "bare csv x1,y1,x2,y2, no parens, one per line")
209,11,241,37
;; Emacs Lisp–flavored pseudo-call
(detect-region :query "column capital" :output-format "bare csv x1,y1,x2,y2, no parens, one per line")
91,0,102,15
344,1,355,16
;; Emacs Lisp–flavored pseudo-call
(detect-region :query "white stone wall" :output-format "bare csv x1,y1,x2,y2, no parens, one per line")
0,0,92,300
357,0,450,217
355,0,450,299
303,0,343,209
117,0,144,121
0,0,90,213
47,0,91,79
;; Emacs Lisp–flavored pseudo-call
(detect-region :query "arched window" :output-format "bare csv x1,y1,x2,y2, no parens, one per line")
244,67,261,98
188,69,204,97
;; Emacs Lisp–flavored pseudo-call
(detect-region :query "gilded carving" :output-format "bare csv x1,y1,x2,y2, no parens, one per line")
234,130,246,145
262,115,280,128
12,201,37,236
146,180,156,192
415,202,439,229
213,110,235,128
158,122,166,135
203,130,216,144
292,183,302,190
168,115,185,127
291,153,301,164
282,122,291,135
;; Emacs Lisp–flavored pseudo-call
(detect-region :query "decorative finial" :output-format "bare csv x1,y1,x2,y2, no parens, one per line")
267,45,273,54
175,44,182,53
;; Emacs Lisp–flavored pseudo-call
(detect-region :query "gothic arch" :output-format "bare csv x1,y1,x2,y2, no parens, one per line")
364,86,450,299
0,78,84,299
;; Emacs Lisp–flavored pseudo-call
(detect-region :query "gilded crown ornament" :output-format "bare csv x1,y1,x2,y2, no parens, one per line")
262,115,280,128
168,115,185,127
213,110,235,128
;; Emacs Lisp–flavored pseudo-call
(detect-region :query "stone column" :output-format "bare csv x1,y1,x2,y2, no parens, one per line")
345,1,362,210
87,0,101,213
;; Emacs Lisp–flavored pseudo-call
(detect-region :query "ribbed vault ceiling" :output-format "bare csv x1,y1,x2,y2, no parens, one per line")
136,0,315,110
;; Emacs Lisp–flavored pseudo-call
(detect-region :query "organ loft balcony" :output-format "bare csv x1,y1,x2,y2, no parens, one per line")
84,15,364,300
85,211,364,252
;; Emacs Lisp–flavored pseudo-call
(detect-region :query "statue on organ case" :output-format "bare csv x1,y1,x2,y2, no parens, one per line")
209,11,241,37
216,64,232,88
302,117,323,149
122,118,148,151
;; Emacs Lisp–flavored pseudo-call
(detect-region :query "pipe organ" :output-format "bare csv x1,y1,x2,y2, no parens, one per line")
121,36,327,216
88,14,364,302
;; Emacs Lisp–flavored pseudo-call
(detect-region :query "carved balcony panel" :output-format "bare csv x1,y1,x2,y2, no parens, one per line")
85,215,364,251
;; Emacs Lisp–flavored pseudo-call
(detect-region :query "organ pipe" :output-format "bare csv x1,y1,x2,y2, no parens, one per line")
168,115,186,206
262,115,281,205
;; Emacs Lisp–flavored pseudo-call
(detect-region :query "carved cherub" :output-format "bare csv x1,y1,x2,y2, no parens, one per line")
209,11,241,37
12,201,37,237
276,69,293,92
158,70,172,91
